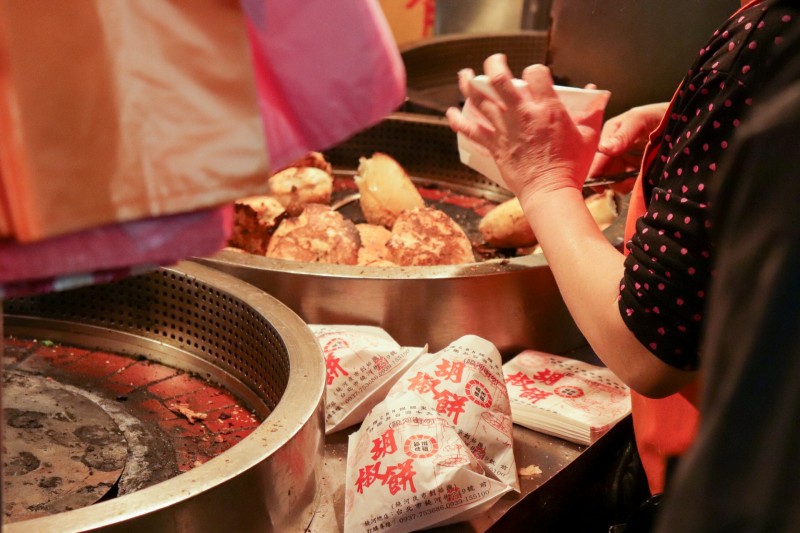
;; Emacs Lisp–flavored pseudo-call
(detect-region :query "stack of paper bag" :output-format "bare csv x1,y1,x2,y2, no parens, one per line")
503,350,631,445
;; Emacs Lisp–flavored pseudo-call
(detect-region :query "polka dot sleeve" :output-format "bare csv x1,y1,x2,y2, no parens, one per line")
618,0,799,370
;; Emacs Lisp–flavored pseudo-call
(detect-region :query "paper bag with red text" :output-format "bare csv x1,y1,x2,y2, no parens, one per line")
309,324,426,434
344,335,518,531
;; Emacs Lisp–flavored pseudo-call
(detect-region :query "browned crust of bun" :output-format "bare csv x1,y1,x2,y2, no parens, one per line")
229,195,286,255
268,166,333,208
386,207,475,266
280,151,333,174
356,223,394,266
266,203,360,265
478,197,536,248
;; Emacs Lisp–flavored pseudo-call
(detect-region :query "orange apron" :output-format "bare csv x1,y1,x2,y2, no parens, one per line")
625,152,700,496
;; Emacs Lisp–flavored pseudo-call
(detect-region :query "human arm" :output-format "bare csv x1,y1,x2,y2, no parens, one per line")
519,183,695,397
446,54,695,396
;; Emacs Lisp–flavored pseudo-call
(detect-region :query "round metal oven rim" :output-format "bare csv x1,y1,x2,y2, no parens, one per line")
399,31,551,115
208,197,625,280
3,262,326,533
210,245,551,280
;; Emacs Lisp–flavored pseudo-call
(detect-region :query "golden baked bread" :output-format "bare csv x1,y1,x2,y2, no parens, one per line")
479,190,618,250
268,166,334,209
266,203,360,264
386,207,475,266
356,223,395,266
283,151,333,174
478,197,536,248
354,153,424,228
229,195,286,254
584,189,618,230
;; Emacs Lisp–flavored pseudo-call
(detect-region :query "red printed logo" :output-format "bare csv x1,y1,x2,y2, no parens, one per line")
323,336,349,355
404,434,439,459
554,386,585,398
465,379,493,408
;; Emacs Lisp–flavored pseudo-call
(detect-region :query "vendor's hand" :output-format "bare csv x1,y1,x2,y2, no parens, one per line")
588,103,669,193
446,54,604,203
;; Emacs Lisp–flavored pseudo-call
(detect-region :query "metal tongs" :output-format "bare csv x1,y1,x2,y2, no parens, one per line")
331,192,362,211
582,169,639,188
331,169,638,211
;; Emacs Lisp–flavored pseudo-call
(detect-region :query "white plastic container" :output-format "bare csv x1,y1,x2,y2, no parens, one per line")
457,75,611,189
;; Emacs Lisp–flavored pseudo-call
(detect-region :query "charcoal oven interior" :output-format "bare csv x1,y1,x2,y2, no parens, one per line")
198,113,626,357
1,262,325,533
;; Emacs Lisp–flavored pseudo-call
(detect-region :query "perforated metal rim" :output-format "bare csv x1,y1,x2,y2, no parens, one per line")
4,265,292,412
2,262,325,533
401,31,551,90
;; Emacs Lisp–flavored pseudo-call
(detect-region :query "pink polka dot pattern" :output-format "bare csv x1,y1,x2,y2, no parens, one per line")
619,0,797,370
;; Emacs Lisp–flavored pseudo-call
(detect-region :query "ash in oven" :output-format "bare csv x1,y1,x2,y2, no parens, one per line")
1,337,263,524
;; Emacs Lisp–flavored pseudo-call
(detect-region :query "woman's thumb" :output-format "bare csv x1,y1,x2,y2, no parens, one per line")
598,135,621,153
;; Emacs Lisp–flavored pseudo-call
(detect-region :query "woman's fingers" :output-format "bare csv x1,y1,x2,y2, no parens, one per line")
483,54,524,107
457,68,476,99
473,96,511,136
596,116,628,155
445,107,496,148
483,54,512,81
588,151,616,178
521,64,558,100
